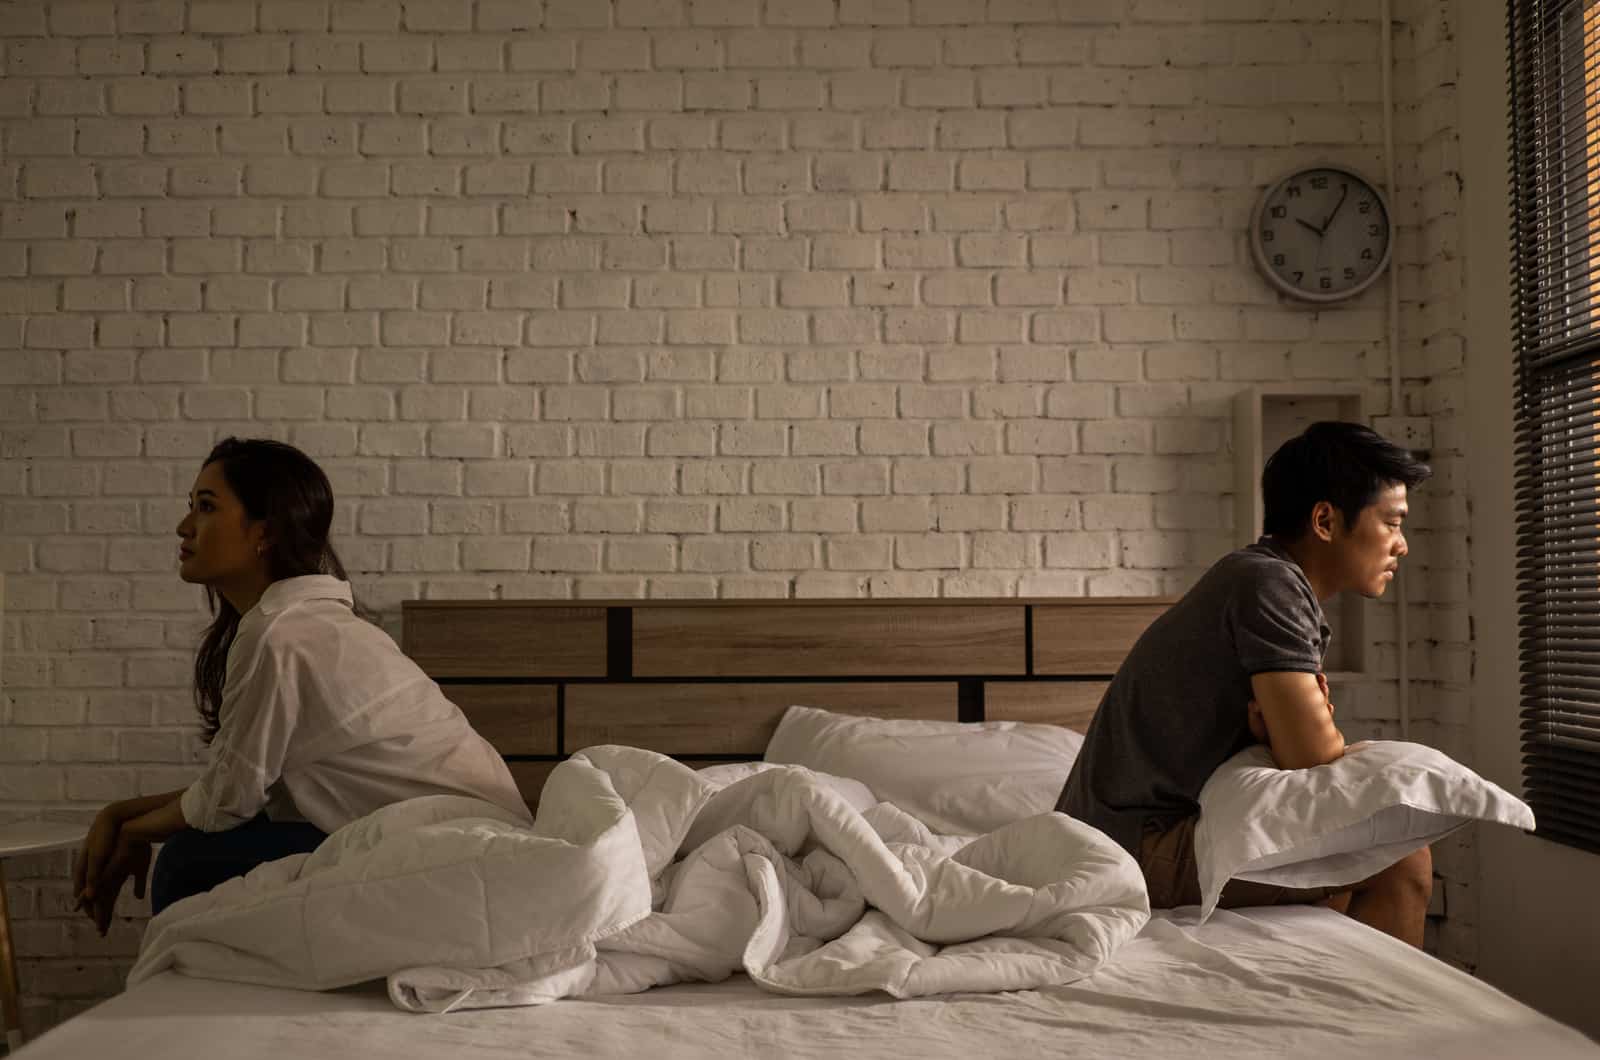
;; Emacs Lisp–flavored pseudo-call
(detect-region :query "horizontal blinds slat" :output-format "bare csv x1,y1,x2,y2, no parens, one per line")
1519,649,1600,667
1519,694,1600,713
1527,775,1600,806
1522,719,1600,744
1531,806,1600,842
1514,503,1600,529
1524,741,1600,775
1520,691,1600,710
1510,611,1600,627
1523,729,1600,753
1529,788,1600,828
1513,427,1600,473
1516,536,1600,558
1533,808,1600,840
1516,589,1600,605
1522,754,1600,789
1529,822,1600,856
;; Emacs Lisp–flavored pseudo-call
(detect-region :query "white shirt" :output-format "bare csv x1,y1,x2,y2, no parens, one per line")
181,576,533,834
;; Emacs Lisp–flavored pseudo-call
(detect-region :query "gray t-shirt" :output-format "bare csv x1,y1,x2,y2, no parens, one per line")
1055,536,1330,857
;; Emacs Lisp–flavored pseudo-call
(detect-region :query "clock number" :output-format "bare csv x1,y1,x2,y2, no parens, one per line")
1358,200,1372,214
1293,271,1304,283
1310,176,1328,189
1344,267,1356,280
1273,254,1285,266
1270,205,1286,219
1320,277,1332,290
1287,185,1301,198
1262,229,1274,242
1360,248,1373,260
1367,224,1382,237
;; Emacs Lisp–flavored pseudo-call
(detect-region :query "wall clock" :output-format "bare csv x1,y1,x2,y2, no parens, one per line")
1249,163,1394,303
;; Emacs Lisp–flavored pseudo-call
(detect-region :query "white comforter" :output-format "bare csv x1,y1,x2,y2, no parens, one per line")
128,747,1148,1012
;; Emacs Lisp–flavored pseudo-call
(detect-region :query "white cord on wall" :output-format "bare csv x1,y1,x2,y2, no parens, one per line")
1380,0,1410,741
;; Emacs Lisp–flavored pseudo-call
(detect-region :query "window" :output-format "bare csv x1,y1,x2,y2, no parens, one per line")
1510,0,1600,854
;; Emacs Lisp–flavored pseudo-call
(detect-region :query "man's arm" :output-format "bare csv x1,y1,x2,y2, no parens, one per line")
1248,671,1344,769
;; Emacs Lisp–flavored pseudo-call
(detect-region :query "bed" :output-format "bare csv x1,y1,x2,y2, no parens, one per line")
20,598,1600,1058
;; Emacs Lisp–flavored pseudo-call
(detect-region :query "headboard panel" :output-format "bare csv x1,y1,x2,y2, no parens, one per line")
402,598,1170,809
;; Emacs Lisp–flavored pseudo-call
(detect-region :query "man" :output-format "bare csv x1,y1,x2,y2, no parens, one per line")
1056,421,1435,945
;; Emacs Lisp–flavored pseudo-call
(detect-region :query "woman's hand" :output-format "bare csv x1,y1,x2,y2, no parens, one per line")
72,789,191,932
73,802,128,918
84,831,152,936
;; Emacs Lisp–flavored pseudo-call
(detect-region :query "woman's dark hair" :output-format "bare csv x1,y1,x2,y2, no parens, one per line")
193,437,354,743
1261,421,1432,542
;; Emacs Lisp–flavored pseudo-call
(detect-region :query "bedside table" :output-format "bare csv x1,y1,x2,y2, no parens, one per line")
0,820,86,1052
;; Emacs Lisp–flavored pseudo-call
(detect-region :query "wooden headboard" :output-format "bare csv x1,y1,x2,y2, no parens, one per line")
401,598,1171,808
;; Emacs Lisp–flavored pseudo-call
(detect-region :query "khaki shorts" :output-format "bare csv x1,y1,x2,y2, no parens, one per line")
1139,816,1348,911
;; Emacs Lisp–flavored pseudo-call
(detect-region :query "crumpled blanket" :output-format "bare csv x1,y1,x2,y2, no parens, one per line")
128,746,1148,1013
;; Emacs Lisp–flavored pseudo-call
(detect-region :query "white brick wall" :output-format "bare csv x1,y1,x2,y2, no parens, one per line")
0,0,1457,1034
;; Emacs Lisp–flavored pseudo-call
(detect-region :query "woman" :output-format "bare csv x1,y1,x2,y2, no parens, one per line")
73,438,532,934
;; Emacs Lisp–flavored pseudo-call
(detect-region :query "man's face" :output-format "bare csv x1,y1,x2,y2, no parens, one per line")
1333,483,1409,598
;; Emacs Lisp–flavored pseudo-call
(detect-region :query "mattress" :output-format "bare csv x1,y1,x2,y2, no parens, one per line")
21,906,1597,1059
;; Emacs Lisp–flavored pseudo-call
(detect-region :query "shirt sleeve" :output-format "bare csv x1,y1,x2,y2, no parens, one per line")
180,628,303,833
1229,565,1326,676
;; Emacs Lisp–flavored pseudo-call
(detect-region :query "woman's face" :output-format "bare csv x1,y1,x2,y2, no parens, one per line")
176,461,269,588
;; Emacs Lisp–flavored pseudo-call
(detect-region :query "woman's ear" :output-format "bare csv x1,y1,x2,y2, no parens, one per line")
246,521,271,559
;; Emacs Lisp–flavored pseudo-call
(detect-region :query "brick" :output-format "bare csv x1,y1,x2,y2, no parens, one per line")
685,0,757,23
543,75,612,112
826,534,891,568
842,0,910,24
303,310,374,346
979,69,1046,107
684,73,752,111
757,74,825,109
906,72,974,108
150,38,220,76
422,118,496,157
887,153,953,191
576,117,645,153
222,36,292,74
577,34,650,72
958,157,1025,191
363,39,434,74
996,272,1061,306
779,273,849,307
36,81,103,117
665,309,735,344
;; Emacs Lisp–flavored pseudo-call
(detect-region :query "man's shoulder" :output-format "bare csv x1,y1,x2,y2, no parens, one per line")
1203,542,1314,598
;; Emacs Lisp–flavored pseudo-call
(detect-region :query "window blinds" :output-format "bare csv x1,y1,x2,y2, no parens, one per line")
1511,0,1600,855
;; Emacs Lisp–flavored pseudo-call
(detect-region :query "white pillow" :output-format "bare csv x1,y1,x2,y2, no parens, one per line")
1194,740,1534,920
763,704,1085,836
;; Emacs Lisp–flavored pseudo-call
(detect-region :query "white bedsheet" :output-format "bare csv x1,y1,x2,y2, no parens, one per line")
24,907,1597,1060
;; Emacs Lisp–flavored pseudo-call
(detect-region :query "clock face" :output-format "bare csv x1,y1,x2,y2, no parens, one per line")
1252,166,1392,302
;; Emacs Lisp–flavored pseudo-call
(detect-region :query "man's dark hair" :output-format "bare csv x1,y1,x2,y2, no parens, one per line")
1261,421,1431,541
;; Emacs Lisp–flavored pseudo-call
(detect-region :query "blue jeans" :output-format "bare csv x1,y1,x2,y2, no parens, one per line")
149,813,327,915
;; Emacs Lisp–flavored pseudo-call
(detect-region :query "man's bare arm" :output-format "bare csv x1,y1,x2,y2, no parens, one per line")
1248,671,1345,769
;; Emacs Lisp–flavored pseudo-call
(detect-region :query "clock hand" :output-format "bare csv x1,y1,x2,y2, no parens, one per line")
1320,183,1349,231
1295,217,1325,238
